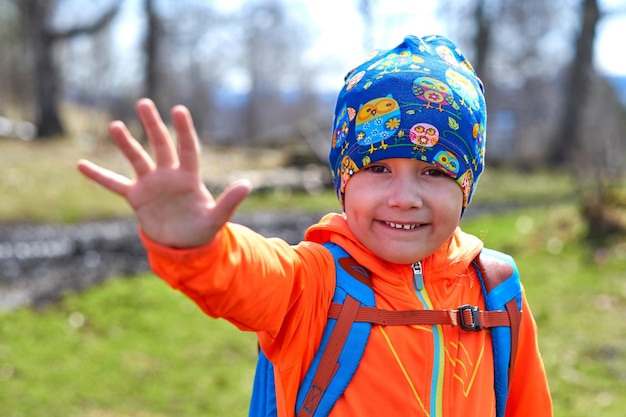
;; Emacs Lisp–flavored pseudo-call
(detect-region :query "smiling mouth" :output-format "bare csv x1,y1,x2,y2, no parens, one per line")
385,221,420,230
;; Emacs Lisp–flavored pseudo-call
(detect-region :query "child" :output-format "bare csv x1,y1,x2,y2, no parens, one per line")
78,35,552,417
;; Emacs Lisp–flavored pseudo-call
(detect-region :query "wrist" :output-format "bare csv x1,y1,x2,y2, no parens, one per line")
138,226,224,257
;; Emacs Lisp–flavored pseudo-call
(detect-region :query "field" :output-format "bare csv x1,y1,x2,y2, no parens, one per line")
1,138,625,416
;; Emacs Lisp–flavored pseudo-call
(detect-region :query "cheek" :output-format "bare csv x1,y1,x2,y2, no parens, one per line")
426,179,463,221
343,179,375,235
343,173,368,212
440,184,464,222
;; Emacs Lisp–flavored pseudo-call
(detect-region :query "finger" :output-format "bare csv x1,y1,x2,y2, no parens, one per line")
135,98,178,167
108,121,155,177
171,104,200,173
212,179,253,224
77,159,133,197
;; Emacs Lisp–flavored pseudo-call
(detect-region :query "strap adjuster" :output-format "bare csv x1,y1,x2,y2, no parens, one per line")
458,304,482,331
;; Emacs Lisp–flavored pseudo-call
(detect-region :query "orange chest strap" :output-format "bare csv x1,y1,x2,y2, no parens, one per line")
328,301,519,331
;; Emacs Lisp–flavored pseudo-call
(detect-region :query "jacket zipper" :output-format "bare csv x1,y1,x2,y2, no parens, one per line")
412,261,424,291
412,261,441,416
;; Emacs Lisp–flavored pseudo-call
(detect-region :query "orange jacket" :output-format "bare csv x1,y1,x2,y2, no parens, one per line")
142,213,552,417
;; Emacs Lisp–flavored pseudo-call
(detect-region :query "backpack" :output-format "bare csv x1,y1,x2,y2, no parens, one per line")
249,242,523,417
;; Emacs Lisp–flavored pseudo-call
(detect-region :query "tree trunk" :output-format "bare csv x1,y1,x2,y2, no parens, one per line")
18,0,120,139
34,36,64,138
471,0,491,79
143,0,159,100
549,0,600,165
21,0,64,138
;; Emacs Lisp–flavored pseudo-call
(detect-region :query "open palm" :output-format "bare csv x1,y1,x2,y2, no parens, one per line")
77,98,251,248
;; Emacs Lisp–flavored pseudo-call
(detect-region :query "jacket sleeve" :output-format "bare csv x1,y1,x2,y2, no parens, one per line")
504,290,553,416
139,223,335,341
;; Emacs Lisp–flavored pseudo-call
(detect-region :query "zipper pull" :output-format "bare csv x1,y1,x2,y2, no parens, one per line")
412,261,424,291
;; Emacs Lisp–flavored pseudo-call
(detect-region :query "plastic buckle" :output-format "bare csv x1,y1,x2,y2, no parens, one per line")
458,304,482,331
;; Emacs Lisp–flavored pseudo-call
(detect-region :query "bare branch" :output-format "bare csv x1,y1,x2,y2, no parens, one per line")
48,0,122,41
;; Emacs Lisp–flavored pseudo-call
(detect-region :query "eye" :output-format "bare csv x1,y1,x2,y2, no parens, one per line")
365,164,389,174
423,168,447,177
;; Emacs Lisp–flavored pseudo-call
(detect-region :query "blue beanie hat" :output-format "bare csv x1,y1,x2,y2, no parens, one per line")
329,35,487,209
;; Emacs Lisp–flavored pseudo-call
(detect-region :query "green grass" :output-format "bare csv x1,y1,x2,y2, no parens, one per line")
0,276,258,417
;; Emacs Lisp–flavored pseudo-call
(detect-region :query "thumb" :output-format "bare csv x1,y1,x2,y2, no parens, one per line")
213,179,253,223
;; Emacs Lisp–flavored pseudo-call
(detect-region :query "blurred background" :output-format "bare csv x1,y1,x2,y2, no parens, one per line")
1,0,626,229
1,1,626,416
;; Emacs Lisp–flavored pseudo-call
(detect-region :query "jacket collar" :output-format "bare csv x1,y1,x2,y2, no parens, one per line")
305,212,484,283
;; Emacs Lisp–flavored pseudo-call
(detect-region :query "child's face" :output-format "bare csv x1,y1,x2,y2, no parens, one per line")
344,158,463,264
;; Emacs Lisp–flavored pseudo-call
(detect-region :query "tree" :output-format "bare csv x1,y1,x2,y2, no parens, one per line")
467,0,492,79
15,0,120,139
0,1,28,119
439,0,576,164
143,0,159,101
137,0,228,135
549,0,601,165
548,0,626,244
240,0,312,142
441,0,626,244
577,76,626,244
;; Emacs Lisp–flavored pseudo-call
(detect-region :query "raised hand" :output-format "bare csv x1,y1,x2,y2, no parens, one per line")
77,98,252,248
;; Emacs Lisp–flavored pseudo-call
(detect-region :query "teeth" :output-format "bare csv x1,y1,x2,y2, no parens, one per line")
386,221,418,230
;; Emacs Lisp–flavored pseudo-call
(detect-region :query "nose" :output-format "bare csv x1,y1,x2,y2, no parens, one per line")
387,175,423,209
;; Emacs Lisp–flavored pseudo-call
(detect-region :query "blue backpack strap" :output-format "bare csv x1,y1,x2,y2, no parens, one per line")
295,242,375,417
249,348,277,417
249,242,374,417
475,248,523,417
